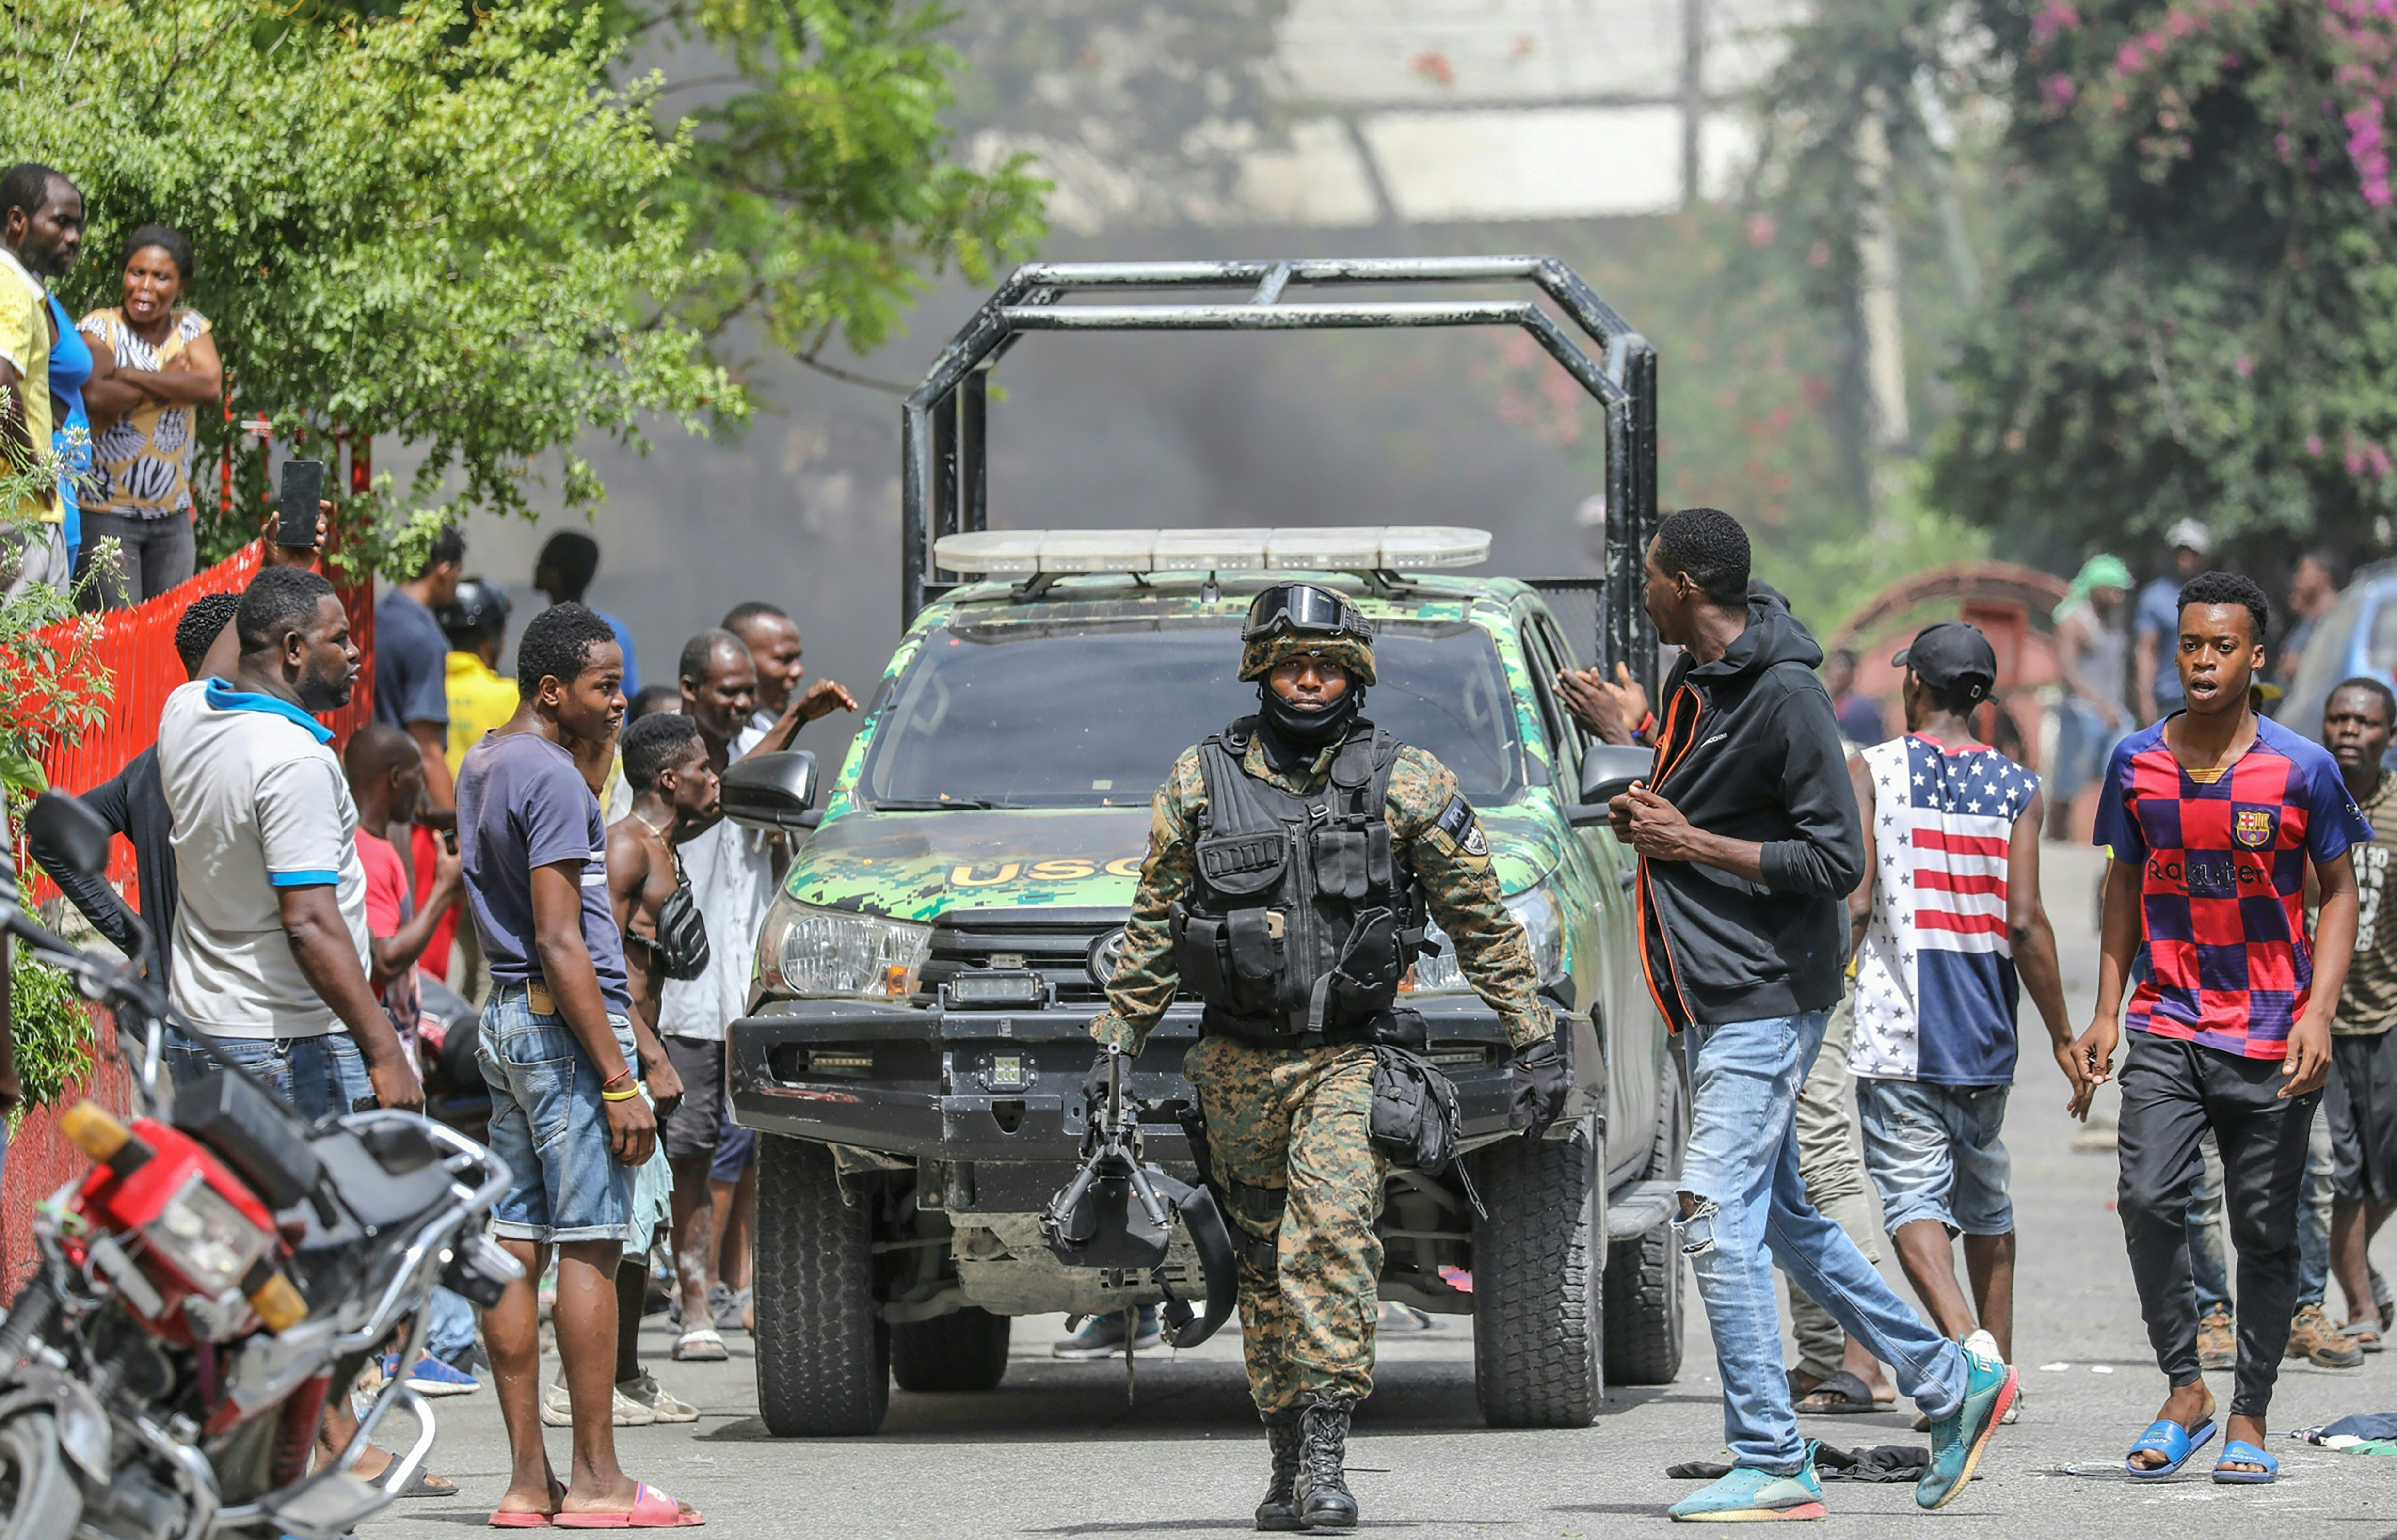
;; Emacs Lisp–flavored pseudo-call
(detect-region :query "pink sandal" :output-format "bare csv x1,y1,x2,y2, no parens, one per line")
552,1484,704,1529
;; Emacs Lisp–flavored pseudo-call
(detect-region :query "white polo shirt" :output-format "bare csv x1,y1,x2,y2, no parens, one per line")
158,678,371,1039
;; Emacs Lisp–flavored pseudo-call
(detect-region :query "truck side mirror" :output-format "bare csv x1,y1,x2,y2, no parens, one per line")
1564,744,1653,828
720,751,820,834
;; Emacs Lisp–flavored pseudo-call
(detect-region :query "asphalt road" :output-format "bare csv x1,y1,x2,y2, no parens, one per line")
363,842,2397,1538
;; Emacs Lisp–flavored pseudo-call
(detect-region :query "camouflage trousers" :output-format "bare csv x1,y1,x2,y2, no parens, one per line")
1183,1034,1389,1415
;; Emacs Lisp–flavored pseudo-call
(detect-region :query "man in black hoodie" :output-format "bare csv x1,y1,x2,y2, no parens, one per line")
1613,508,2017,1521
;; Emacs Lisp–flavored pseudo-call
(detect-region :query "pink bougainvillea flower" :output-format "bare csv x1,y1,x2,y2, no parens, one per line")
2309,434,2326,456
2031,0,2081,38
2044,72,2079,109
2236,354,2254,375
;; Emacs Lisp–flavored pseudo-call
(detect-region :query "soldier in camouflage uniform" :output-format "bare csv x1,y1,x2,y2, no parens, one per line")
1087,581,1566,1533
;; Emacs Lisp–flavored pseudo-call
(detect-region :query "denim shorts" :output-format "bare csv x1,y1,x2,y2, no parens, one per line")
165,1032,376,1122
1855,1076,2014,1237
478,984,637,1246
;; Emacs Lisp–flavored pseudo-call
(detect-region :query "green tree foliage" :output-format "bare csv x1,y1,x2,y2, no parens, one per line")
1,0,737,542
632,0,1049,368
0,0,1046,560
1933,0,2397,554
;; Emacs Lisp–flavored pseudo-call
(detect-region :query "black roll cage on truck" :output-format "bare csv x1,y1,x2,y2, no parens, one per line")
895,257,1662,695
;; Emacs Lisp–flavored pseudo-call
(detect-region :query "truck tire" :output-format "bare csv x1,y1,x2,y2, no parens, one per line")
889,1308,1011,1393
0,1406,82,1540
754,1136,890,1436
1470,1117,1604,1428
1604,1056,1687,1385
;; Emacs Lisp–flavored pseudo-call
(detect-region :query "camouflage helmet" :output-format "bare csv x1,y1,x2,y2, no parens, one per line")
1236,582,1376,686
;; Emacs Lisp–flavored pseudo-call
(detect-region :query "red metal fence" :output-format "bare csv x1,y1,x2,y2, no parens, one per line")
2,543,376,1285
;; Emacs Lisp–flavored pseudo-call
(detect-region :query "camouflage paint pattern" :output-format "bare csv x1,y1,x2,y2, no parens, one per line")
1087,732,1549,1053
1183,1033,1388,1413
1238,629,1377,685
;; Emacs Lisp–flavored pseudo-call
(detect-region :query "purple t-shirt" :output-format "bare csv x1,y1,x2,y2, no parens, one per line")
455,730,630,1018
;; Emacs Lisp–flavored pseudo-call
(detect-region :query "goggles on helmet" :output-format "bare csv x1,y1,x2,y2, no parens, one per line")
1240,582,1371,644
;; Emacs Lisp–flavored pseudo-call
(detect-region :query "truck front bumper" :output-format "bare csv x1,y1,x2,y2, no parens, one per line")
726,995,1602,1164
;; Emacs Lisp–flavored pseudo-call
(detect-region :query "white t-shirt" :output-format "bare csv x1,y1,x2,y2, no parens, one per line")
658,723,775,1043
158,679,371,1039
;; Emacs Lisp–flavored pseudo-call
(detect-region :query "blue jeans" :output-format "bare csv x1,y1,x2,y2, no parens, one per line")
164,1031,375,1121
424,1285,479,1364
2299,1106,2336,1309
1678,1012,1970,1472
478,984,637,1246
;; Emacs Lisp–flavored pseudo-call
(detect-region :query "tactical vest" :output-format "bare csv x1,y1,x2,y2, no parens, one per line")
1168,717,1428,1045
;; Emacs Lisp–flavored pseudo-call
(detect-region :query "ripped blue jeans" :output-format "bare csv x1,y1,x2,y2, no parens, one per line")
1677,1011,1970,1472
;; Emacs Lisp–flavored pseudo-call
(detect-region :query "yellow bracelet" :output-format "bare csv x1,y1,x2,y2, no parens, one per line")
599,1084,642,1102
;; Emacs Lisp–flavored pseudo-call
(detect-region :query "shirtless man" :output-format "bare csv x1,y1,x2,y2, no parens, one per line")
533,711,719,1429
608,712,723,1037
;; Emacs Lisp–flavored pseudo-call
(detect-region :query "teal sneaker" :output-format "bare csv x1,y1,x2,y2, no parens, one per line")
1916,1343,2019,1511
1668,1460,1826,1522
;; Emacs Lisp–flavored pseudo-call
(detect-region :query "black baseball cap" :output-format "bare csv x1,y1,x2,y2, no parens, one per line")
1892,621,1997,702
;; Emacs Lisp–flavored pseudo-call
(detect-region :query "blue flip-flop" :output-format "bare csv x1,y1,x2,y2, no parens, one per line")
2212,1440,2279,1484
2126,1417,2218,1478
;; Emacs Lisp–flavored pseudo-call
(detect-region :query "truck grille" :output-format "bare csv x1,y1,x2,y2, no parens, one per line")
924,915,1121,1006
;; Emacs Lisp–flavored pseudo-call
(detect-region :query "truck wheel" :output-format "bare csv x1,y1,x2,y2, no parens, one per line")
1606,1040,1688,1385
890,1308,1012,1393
754,1136,890,1436
0,1406,83,1540
1470,1117,1604,1428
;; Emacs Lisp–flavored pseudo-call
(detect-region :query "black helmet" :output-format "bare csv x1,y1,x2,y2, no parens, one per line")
439,576,511,651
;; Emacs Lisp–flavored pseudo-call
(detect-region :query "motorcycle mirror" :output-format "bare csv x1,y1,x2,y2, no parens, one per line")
25,792,112,880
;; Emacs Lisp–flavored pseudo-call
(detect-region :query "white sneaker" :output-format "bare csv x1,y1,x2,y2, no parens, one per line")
618,1372,698,1424
541,1379,660,1428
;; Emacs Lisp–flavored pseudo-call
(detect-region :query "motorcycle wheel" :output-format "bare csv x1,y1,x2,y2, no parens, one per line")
0,1406,84,1540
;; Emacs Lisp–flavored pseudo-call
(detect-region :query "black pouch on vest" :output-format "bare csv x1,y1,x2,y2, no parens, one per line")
1171,904,1233,1002
1367,1044,1462,1176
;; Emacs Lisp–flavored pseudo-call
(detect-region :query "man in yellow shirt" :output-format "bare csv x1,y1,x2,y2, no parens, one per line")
439,577,519,774
0,162,84,596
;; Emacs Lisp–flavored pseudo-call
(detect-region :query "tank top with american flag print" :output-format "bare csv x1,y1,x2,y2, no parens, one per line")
1849,733,2038,1086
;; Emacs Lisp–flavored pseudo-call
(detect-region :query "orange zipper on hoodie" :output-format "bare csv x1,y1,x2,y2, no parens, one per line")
1634,680,1705,1033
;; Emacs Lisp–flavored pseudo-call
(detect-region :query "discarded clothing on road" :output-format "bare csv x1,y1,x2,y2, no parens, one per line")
2292,1412,2397,1446
1668,1442,1930,1483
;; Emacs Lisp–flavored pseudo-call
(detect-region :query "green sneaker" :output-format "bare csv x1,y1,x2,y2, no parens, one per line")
1916,1343,2018,1511
1668,1461,1826,1522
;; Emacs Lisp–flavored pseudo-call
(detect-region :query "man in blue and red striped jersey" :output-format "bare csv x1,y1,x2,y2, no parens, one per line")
2077,569,2370,1483
1846,622,2083,1410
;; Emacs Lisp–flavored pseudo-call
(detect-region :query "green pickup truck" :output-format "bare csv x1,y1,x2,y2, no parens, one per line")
717,260,1686,1438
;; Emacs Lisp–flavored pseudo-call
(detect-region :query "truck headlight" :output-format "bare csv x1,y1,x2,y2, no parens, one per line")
758,897,932,1001
1406,883,1566,995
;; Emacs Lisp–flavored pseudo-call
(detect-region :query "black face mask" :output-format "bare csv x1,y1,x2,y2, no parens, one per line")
1256,682,1362,763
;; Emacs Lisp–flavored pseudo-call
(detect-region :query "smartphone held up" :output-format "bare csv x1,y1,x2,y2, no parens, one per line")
276,459,325,549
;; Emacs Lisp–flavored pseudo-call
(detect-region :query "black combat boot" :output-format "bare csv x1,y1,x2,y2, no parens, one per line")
1292,1397,1358,1530
1255,1411,1305,1531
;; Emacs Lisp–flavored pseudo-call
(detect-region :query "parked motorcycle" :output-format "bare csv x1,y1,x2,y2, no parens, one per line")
0,791,521,1540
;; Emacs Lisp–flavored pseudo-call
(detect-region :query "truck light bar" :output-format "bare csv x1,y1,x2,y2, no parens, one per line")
931,526,1491,577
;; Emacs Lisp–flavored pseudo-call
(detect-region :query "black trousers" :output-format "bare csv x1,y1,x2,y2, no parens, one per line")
2116,1032,2320,1418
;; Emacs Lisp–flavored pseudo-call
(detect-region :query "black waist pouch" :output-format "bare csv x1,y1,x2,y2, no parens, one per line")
1367,1043,1461,1176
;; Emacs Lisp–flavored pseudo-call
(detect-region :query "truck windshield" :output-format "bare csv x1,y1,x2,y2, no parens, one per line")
857,620,1529,809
